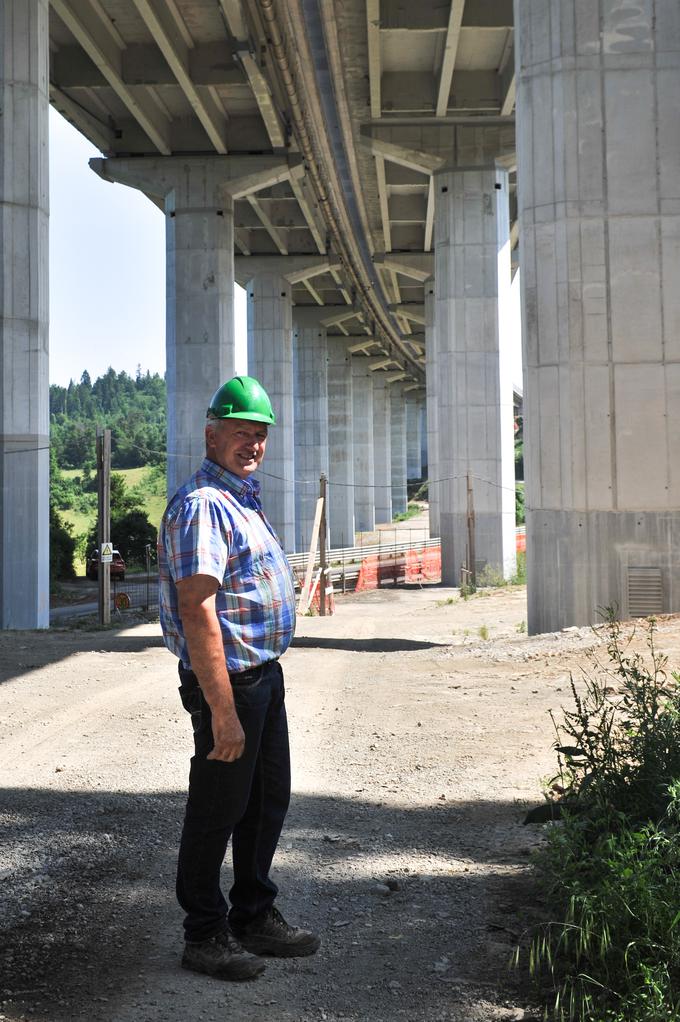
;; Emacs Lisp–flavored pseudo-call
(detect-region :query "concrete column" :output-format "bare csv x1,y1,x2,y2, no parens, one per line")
390,385,408,517
434,166,516,585
90,157,237,496
327,337,354,548
516,0,680,632
424,284,440,537
420,401,428,483
406,393,423,480
0,0,50,629
167,180,235,495
247,273,295,551
351,357,375,532
372,373,392,524
293,310,329,553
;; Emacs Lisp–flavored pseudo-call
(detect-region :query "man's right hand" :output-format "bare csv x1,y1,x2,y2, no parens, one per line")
207,709,246,762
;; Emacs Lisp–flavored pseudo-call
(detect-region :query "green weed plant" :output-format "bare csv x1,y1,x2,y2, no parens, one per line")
520,610,680,1021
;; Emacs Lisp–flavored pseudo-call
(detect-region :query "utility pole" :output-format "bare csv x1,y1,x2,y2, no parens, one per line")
97,428,112,625
318,474,328,616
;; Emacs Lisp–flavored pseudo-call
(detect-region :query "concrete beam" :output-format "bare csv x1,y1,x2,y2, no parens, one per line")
499,31,515,116
227,159,304,200
321,309,363,329
360,129,446,175
49,83,114,153
286,261,341,284
289,172,326,254
347,340,380,354
366,0,381,117
131,0,229,153
388,304,426,325
237,50,286,149
51,0,172,154
89,154,302,202
374,252,434,280
424,178,435,251
235,255,339,286
246,194,288,253
302,279,324,304
218,0,248,41
436,0,464,116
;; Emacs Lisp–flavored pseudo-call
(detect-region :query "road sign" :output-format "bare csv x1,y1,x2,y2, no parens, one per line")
101,542,113,562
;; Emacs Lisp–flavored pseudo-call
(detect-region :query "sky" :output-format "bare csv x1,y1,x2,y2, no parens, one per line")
48,108,247,387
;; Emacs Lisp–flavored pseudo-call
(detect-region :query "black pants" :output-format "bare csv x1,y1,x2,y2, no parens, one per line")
176,660,291,942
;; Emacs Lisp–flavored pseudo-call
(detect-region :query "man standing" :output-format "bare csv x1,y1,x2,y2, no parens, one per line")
158,375,319,981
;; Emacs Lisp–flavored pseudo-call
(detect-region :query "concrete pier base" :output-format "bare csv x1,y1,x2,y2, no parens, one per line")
0,0,50,628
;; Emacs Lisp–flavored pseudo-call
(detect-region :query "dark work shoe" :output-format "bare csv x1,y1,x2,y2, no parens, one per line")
181,930,266,981
234,907,320,958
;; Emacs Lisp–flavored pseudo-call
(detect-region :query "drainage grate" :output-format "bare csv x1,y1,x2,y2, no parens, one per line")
627,567,664,618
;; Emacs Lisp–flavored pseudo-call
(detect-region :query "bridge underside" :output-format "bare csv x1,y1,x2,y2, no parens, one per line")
1,0,679,631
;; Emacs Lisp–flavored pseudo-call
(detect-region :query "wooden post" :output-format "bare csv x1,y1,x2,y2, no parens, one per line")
466,471,476,588
318,474,328,616
299,497,324,614
97,428,112,625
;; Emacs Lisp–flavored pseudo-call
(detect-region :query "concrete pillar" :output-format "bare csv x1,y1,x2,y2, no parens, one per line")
351,357,375,533
372,373,392,524
390,385,408,517
516,0,680,632
327,337,354,548
420,401,428,484
167,180,235,495
90,157,237,496
293,310,329,553
424,284,440,537
0,0,50,629
247,273,295,551
406,393,423,480
434,166,516,585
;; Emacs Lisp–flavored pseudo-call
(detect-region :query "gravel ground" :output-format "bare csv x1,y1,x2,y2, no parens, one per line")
3,584,679,1022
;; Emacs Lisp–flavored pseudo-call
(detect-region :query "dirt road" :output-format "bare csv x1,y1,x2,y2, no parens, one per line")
4,584,678,1022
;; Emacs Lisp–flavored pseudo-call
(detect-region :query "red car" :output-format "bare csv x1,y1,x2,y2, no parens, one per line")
86,549,126,581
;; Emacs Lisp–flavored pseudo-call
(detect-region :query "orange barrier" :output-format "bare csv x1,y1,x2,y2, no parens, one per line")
355,546,442,591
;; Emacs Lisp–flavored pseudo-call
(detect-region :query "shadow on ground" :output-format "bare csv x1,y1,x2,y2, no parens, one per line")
0,786,541,1022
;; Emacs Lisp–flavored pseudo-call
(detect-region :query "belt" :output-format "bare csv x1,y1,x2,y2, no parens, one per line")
179,659,276,681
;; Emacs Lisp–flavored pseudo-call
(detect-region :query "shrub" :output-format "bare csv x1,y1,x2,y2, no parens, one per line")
520,612,680,1020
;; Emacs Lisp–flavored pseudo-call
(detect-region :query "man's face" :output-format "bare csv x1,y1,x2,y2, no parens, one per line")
205,418,268,479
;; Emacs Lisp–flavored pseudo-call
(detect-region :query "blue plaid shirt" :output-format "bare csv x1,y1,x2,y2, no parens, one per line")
158,458,296,673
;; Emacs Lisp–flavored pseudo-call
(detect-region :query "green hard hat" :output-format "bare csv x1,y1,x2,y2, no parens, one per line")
207,375,276,425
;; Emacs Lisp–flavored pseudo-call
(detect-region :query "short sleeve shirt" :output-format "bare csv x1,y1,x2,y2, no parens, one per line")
158,458,296,673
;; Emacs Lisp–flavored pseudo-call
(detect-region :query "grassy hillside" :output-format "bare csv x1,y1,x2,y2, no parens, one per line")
61,466,166,575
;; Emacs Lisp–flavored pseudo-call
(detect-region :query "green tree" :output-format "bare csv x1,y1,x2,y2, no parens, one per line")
49,506,77,583
86,472,157,568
